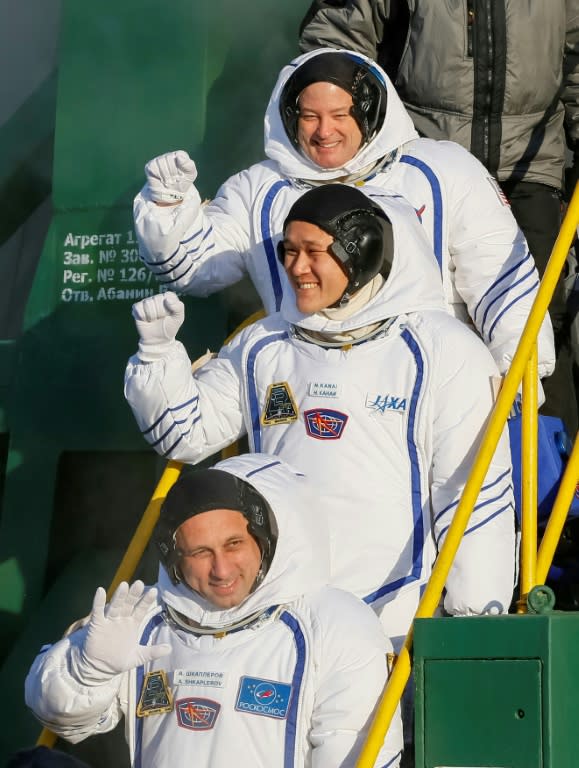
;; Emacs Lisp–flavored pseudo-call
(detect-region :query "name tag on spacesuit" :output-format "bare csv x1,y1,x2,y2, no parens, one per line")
174,669,226,688
308,381,341,399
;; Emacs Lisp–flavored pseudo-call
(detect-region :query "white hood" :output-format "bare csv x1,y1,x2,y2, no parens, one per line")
264,48,418,182
158,454,329,629
281,189,446,334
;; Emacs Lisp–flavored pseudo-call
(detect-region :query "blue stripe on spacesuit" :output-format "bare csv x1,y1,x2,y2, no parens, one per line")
401,330,426,571
147,226,214,280
161,420,197,457
480,265,536,340
261,180,291,312
141,396,199,435
435,490,513,547
141,225,204,267
181,225,206,245
473,251,532,324
363,329,425,604
399,155,443,271
464,503,513,536
433,467,511,523
149,413,198,449
150,237,215,277
161,243,216,285
280,611,307,768
437,502,513,548
149,422,178,448
246,332,289,452
380,751,403,768
487,280,539,342
246,459,282,477
134,613,165,768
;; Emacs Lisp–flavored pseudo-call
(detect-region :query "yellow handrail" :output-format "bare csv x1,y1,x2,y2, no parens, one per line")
106,461,183,598
536,432,579,584
355,182,579,767
517,343,538,613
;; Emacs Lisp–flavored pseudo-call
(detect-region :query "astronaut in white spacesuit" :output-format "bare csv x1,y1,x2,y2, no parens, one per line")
133,47,554,379
125,183,516,646
25,453,403,768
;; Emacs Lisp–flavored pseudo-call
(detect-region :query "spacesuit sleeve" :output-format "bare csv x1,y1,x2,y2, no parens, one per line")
24,633,126,743
428,320,516,616
444,143,555,379
133,168,254,297
308,590,403,767
124,333,247,464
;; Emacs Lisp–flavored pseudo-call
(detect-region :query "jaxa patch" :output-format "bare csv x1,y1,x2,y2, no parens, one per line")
235,676,292,719
136,670,173,717
175,697,220,730
304,408,348,440
365,392,407,414
261,382,298,426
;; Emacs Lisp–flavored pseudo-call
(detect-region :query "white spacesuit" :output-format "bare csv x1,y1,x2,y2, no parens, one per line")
125,186,516,643
133,48,554,378
25,454,403,767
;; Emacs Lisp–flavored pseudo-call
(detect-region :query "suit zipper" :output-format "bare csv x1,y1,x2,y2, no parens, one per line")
467,0,474,57
482,0,493,167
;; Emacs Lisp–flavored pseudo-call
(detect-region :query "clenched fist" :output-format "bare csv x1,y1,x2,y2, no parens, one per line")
132,291,185,360
145,150,198,205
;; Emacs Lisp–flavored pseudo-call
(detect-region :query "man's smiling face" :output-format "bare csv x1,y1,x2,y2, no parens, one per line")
282,220,349,313
296,81,363,169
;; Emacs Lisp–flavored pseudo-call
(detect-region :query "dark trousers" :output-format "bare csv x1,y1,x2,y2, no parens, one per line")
500,179,577,436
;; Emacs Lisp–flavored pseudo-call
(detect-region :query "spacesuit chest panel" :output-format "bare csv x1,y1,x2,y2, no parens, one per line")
135,614,309,768
242,327,433,598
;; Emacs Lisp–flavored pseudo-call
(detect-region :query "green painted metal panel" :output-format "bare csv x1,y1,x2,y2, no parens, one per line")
0,72,56,247
0,209,226,644
1,0,237,657
423,659,542,767
0,0,304,763
53,1,209,209
414,615,579,768
23,210,172,331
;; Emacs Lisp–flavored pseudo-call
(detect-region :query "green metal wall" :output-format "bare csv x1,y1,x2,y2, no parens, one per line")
0,1,304,762
414,614,579,768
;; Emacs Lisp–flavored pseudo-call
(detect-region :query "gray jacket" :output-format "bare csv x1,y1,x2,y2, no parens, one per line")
300,0,579,189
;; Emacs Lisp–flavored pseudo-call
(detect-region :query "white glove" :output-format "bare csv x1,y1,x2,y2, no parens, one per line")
70,581,170,685
132,291,185,361
145,150,198,204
